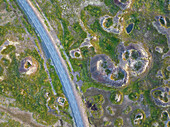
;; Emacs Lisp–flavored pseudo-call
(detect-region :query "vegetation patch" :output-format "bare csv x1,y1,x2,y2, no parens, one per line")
71,22,87,49
129,91,140,101
84,5,102,18
123,105,132,114
131,50,139,60
106,106,115,115
0,65,4,76
152,90,168,103
104,18,113,28
125,51,129,59
103,121,111,126
86,94,104,118
134,61,142,71
161,111,169,121
114,117,123,127
1,57,10,66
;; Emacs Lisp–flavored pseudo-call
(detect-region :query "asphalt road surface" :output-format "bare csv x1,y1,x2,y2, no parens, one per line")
17,0,84,126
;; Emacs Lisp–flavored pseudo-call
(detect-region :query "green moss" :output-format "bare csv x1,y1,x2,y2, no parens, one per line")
143,119,165,127
4,0,12,11
0,26,7,38
123,86,132,95
46,60,63,96
105,69,111,75
152,90,161,98
80,46,96,58
143,91,162,121
152,90,168,102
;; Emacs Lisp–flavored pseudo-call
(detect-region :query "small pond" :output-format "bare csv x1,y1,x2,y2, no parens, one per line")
160,16,165,25
126,23,134,34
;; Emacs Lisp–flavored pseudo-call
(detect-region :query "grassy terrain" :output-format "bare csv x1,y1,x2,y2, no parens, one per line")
1,0,168,126
0,0,73,126
0,49,58,125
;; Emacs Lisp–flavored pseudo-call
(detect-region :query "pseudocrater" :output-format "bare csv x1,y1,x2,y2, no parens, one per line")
90,54,129,88
100,11,123,34
119,43,151,77
19,56,38,75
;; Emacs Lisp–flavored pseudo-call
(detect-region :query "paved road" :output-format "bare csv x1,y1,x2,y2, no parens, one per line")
17,0,84,126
